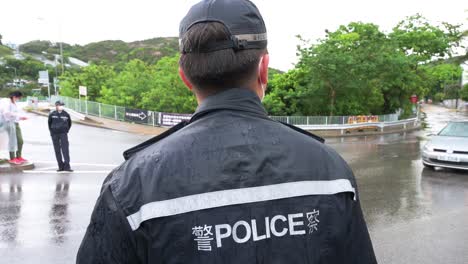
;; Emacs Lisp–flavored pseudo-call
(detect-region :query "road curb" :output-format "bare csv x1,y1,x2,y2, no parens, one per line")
27,108,168,135
311,125,421,138
26,109,422,138
27,109,111,130
0,162,35,173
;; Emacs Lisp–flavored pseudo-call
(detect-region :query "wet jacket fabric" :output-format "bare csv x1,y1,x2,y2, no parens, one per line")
48,110,71,135
77,88,377,264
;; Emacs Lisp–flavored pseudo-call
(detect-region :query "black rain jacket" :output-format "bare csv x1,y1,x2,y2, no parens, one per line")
77,88,377,264
48,110,72,135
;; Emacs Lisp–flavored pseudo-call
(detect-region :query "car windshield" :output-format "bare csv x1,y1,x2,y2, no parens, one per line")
438,122,468,137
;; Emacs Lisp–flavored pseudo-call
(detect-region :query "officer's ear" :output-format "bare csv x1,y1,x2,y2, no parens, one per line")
179,67,193,91
258,53,270,87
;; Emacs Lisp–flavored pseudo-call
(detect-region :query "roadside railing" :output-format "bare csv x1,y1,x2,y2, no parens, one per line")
269,114,399,125
51,95,409,128
296,117,420,135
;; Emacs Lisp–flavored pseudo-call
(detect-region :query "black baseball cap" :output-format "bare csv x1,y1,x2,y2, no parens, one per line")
55,100,65,106
9,91,23,98
179,0,267,54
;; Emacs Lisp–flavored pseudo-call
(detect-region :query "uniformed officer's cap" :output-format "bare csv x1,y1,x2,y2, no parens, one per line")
179,0,267,54
55,100,65,106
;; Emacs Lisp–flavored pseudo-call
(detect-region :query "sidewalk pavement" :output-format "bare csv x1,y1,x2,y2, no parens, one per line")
28,106,424,138
29,108,168,136
83,114,168,135
424,103,468,114
0,161,35,173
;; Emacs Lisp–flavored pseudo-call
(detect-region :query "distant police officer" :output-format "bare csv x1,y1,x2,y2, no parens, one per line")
77,0,377,263
48,101,73,172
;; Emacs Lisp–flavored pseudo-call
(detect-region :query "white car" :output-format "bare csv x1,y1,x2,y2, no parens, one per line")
422,121,468,170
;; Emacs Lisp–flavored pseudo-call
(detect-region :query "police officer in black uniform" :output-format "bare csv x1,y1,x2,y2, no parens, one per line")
48,101,73,172
77,1,377,263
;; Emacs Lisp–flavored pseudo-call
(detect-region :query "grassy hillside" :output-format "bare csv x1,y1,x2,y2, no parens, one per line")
17,38,284,77
19,37,179,66
0,45,13,58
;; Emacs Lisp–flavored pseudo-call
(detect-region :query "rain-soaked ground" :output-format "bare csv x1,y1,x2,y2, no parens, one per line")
0,104,467,264
328,105,468,264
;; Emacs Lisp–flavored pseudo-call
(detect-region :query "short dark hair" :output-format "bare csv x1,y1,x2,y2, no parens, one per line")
179,22,266,93
9,91,23,98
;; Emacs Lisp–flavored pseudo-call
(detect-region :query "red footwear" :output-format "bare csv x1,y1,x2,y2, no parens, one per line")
17,157,28,163
8,158,22,165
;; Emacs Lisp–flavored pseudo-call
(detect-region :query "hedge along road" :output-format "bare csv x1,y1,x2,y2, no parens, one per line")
0,105,467,264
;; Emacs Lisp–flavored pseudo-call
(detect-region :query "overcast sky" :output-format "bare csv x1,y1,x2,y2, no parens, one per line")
1,0,466,70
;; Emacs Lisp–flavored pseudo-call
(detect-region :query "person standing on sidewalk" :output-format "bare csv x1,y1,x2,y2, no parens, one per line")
48,101,73,172
2,91,28,165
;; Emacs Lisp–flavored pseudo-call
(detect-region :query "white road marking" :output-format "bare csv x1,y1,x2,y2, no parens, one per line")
35,166,58,171
33,161,119,167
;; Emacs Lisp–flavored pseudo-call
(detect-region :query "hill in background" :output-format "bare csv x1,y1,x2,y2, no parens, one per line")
16,38,287,75
1,36,282,97
0,45,13,58
19,37,180,68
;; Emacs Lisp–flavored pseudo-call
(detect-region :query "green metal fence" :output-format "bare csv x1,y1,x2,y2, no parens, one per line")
51,95,402,127
268,113,400,125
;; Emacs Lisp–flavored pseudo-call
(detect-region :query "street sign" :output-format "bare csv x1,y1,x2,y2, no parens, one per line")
79,86,87,96
31,89,41,96
124,108,149,123
38,70,49,84
161,113,192,126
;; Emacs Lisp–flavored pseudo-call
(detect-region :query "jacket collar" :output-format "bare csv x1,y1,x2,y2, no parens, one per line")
191,88,268,121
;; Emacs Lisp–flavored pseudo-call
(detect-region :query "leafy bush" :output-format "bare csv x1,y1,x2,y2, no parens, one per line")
434,92,446,102
460,84,468,101
0,45,12,57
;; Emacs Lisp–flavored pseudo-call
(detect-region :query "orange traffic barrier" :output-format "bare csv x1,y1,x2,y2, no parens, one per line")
348,115,379,124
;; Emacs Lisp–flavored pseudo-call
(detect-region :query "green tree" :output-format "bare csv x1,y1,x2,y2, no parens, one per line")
388,14,462,113
99,56,196,113
268,67,283,83
264,16,462,116
434,92,445,102
390,14,462,63
100,59,153,107
264,68,309,115
4,57,47,79
267,23,401,116
460,84,468,101
60,64,115,100
19,40,52,54
140,55,197,113
423,63,462,99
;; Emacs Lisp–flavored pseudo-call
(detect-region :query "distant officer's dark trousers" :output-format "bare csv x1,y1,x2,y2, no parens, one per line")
51,133,70,170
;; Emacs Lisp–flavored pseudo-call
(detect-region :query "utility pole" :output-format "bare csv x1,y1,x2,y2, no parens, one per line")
54,55,59,95
59,41,64,75
456,64,464,110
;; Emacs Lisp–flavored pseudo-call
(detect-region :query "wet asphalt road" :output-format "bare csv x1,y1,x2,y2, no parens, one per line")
0,105,467,264
328,105,468,264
